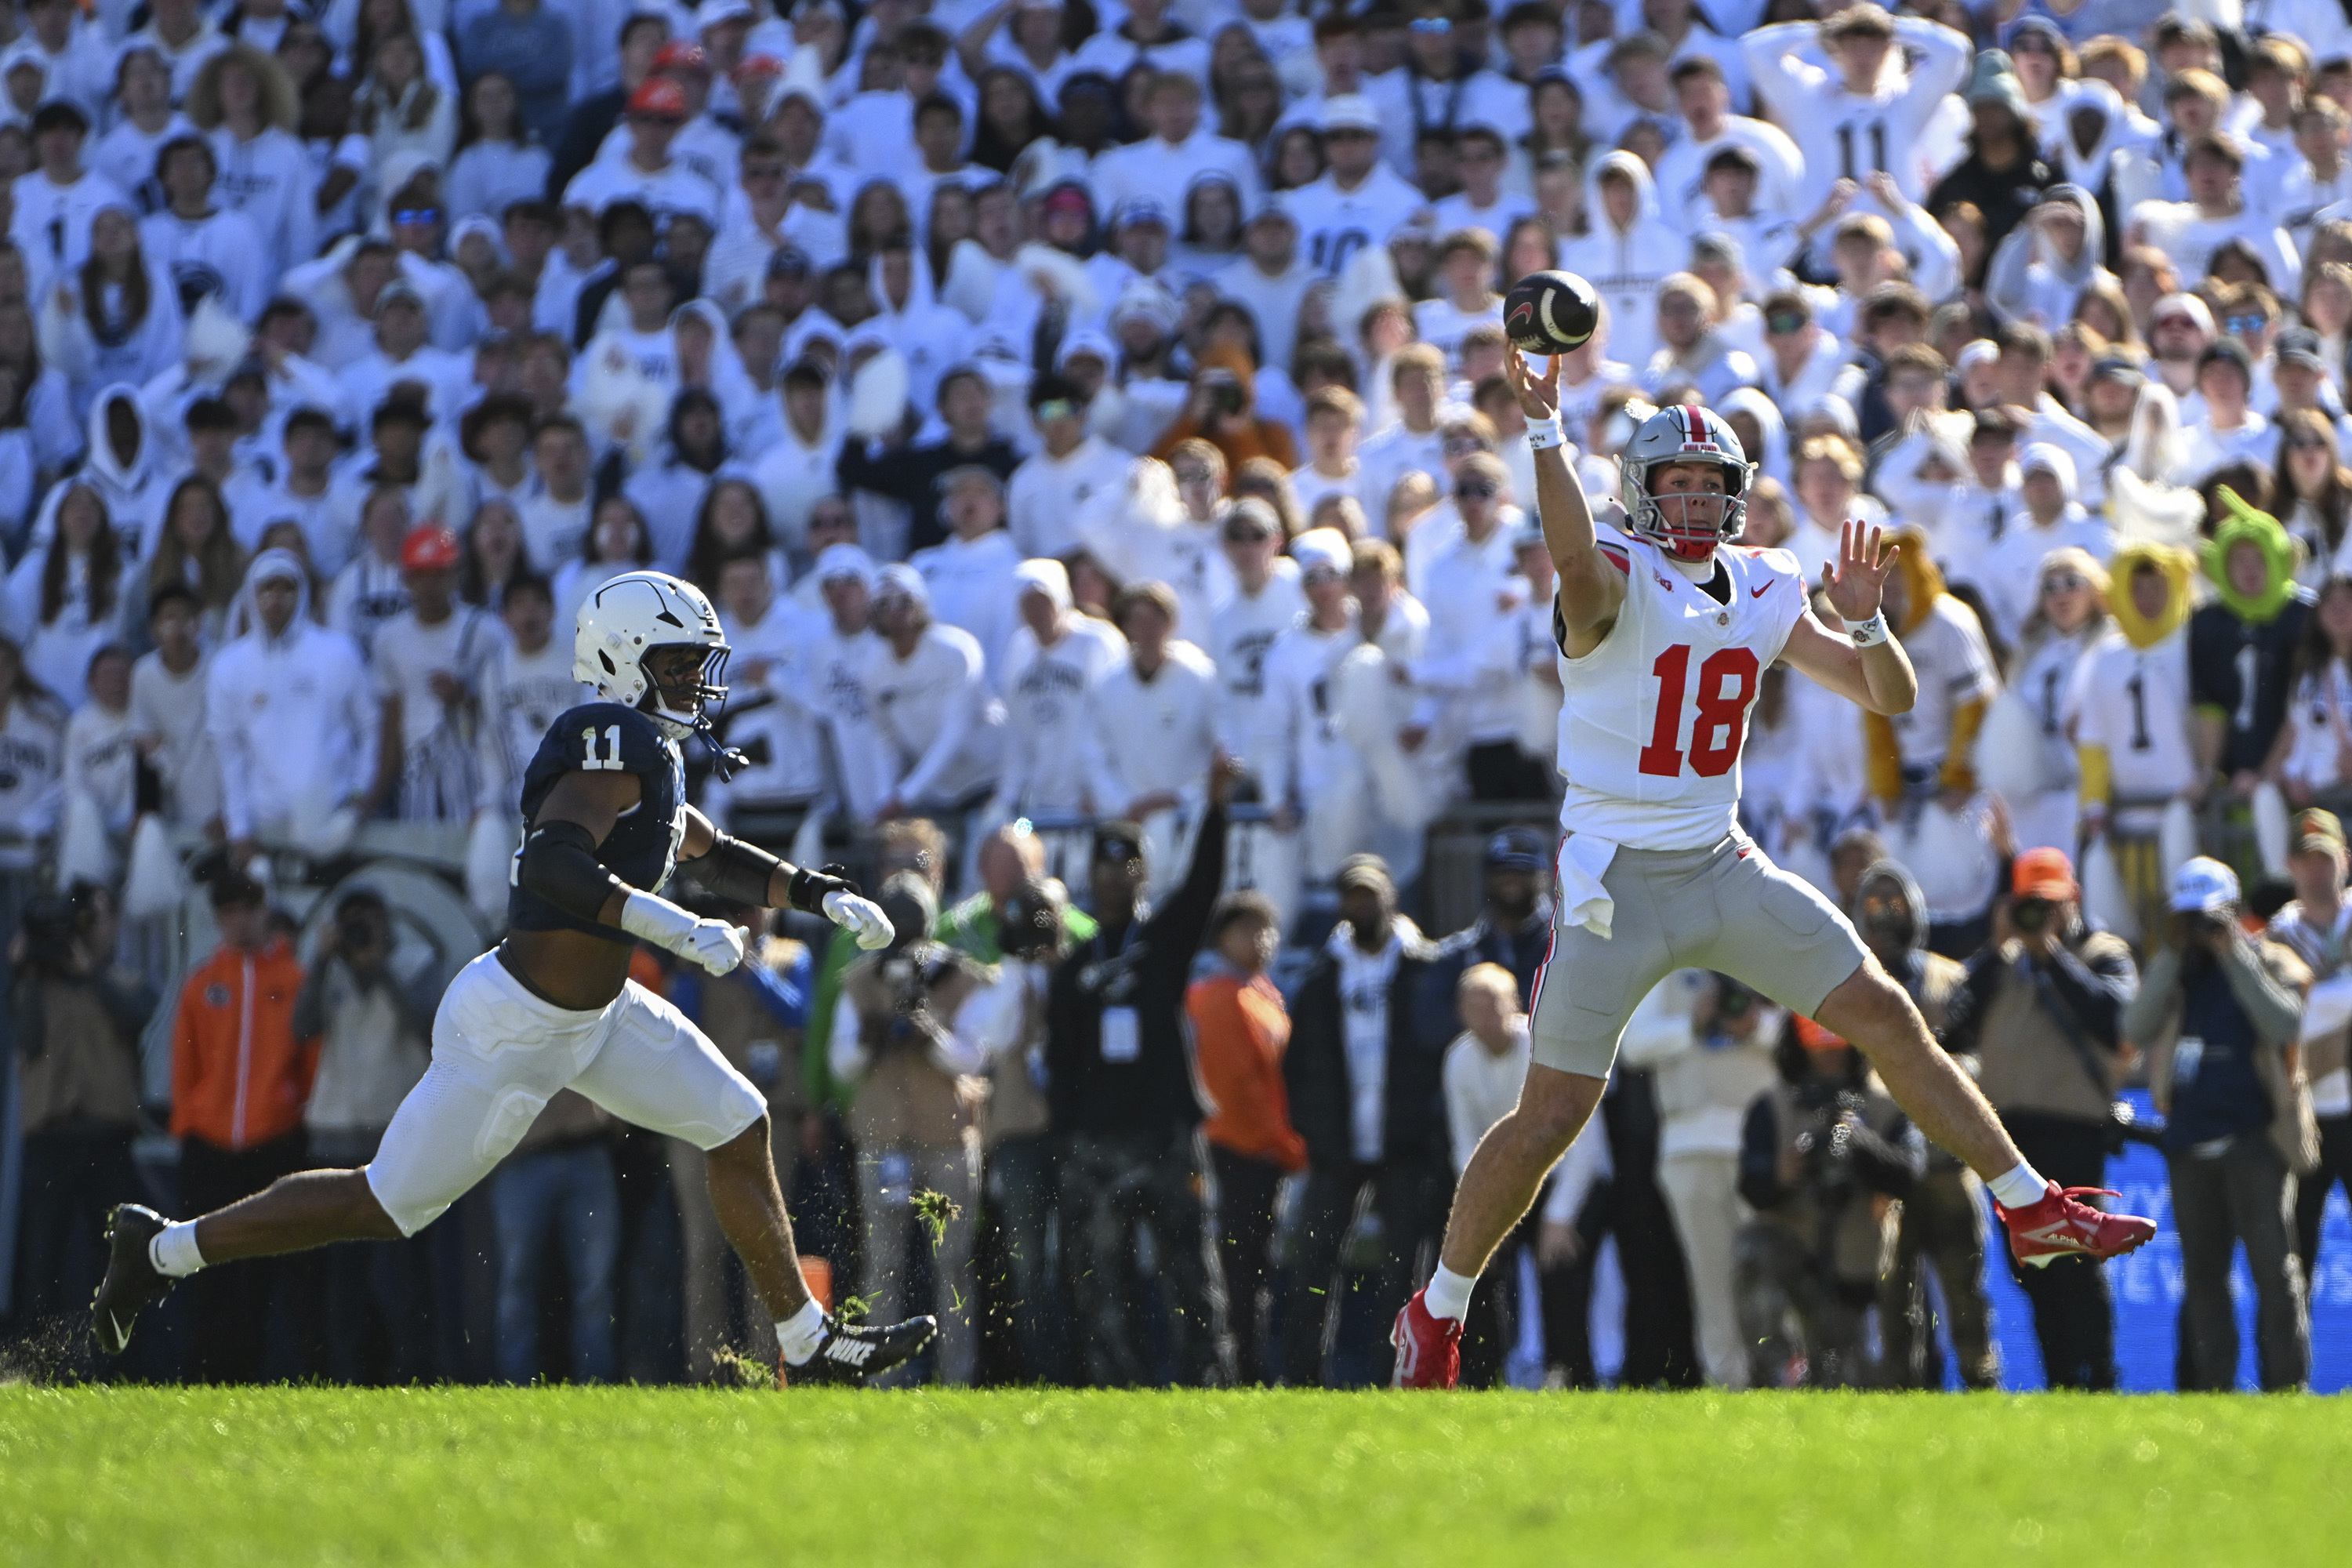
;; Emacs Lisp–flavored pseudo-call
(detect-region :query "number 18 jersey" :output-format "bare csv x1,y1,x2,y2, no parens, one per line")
508,702,688,936
1554,532,1808,851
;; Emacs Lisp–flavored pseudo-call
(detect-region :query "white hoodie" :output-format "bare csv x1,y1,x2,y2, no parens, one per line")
993,606,1128,819
205,550,379,842
1558,153,1687,373
25,384,170,566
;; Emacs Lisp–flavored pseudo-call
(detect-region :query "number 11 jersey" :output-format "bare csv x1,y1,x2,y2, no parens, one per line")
509,702,688,935
1553,532,1808,851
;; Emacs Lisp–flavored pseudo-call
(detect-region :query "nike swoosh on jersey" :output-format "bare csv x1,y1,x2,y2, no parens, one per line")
1751,584,1770,597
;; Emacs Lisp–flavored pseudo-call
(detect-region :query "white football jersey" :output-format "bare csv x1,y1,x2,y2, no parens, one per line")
1555,532,1809,851
2072,627,2198,808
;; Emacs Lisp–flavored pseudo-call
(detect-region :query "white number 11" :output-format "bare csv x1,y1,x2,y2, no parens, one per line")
581,724,623,770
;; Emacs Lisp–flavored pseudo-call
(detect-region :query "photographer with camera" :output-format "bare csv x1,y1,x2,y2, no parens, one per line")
8,884,152,1355
965,873,1089,1386
1940,847,2138,1389
829,873,998,1385
1735,1016,1926,1388
2126,858,2316,1392
292,887,437,1381
1852,858,1996,1391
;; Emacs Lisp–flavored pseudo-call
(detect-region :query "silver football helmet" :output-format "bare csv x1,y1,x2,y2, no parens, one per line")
1617,404,1751,561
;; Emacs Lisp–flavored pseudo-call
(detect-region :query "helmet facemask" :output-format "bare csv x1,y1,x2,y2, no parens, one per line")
1635,461,1748,561
641,642,746,778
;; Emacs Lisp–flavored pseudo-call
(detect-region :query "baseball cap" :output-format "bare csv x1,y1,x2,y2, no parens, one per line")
1484,826,1548,873
2019,442,2075,490
2277,327,2328,371
1336,855,1394,895
2295,808,2347,857
1111,196,1169,230
629,77,691,119
2198,337,2252,378
374,278,423,315
1794,1016,1847,1051
767,245,812,279
652,41,712,74
1319,94,1380,134
2169,856,2241,914
400,524,461,572
873,561,929,606
1221,498,1280,541
935,463,1004,498
813,543,877,589
2088,353,2145,387
2011,846,2078,901
2153,292,2215,333
1291,525,1351,577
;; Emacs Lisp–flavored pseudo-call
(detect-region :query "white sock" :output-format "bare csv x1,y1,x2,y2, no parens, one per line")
1424,1263,1477,1322
1987,1163,2049,1210
149,1221,206,1279
776,1297,827,1365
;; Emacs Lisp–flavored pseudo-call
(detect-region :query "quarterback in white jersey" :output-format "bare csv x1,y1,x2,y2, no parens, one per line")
1391,360,2155,1387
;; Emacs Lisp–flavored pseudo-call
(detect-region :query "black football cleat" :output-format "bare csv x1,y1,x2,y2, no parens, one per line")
781,1314,938,1385
91,1205,176,1356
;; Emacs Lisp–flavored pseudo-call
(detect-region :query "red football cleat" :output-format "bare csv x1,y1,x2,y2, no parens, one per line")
1997,1181,2156,1269
1390,1288,1462,1389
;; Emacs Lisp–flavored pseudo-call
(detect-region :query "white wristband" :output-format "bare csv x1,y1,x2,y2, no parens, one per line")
618,890,698,950
1844,612,1889,648
1526,417,1566,451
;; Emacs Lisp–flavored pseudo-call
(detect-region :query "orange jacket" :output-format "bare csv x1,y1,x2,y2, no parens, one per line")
171,938,318,1151
1187,971,1306,1171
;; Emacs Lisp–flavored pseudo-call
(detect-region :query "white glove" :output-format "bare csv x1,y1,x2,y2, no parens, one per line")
619,891,747,976
824,890,895,949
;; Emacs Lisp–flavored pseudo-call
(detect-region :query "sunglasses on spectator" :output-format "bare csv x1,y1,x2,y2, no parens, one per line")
2225,314,2266,336
1409,16,1453,32
391,208,439,227
1173,467,1215,485
1456,481,1497,499
1224,524,1274,543
2042,572,2088,593
1766,312,1806,335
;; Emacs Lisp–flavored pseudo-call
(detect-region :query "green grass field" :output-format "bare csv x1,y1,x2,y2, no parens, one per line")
3,1385,2345,1566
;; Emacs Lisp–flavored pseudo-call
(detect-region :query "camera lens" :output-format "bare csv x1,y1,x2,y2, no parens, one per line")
2013,898,2049,931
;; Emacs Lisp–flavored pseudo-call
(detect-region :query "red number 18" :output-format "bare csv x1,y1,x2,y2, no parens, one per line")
1637,644,1760,779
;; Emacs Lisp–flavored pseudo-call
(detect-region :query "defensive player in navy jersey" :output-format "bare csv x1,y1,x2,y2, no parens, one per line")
93,572,937,1383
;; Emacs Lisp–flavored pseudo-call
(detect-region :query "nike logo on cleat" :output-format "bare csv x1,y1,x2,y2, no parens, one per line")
824,1338,876,1367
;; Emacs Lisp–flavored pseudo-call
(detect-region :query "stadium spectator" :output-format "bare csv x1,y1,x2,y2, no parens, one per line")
1852,858,1995,1391
1416,827,1554,1050
1736,1017,1925,1388
1047,764,1236,1388
1187,890,1303,1385
169,868,314,1383
6,886,151,1360
2131,858,2315,1392
1282,855,1444,1387
1443,961,1540,1388
829,874,991,1386
1617,969,1778,1390
488,1087,620,1386
1940,848,2137,1389
294,887,435,1382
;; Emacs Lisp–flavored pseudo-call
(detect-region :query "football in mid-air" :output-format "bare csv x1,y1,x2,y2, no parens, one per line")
1504,269,1599,354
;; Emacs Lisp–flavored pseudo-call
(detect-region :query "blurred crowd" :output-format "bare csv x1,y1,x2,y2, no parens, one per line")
1,0,2351,1388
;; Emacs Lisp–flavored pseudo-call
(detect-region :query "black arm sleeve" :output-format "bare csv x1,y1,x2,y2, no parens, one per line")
518,819,627,924
693,833,786,907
